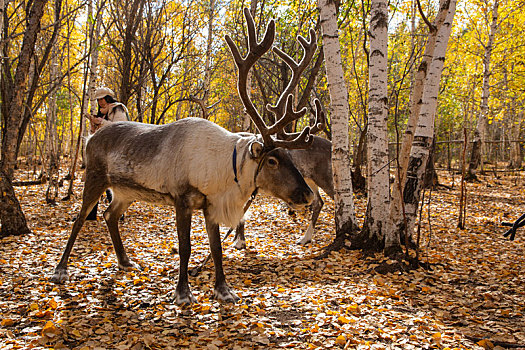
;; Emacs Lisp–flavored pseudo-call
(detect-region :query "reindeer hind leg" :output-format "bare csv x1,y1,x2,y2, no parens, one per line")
102,191,135,270
233,219,247,250
51,175,108,283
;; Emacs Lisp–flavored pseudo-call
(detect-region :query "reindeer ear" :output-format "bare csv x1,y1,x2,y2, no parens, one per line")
249,141,264,158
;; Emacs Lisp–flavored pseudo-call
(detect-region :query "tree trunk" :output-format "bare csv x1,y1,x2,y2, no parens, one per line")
118,0,144,105
509,112,522,169
65,0,94,199
386,0,451,255
0,0,48,236
394,0,456,247
318,0,359,254
45,45,60,204
16,0,63,163
202,0,216,116
352,124,367,192
423,137,439,188
358,0,390,251
0,170,31,237
81,0,104,164
467,0,499,180
88,0,104,116
175,56,189,121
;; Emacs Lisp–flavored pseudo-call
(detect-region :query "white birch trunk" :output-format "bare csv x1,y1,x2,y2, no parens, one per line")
365,0,390,244
509,111,522,169
202,0,215,118
81,0,96,165
503,65,521,169
468,0,499,177
175,59,188,121
88,0,104,115
318,0,357,244
386,0,451,252
401,0,456,237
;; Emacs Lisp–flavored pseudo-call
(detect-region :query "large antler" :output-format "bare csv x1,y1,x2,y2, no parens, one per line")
225,8,318,149
309,99,326,135
277,99,326,141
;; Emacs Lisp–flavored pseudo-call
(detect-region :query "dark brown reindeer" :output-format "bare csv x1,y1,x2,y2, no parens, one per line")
232,100,334,249
51,9,319,305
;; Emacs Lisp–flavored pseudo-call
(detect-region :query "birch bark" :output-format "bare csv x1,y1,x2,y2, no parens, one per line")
397,0,456,241
202,0,216,118
318,0,358,252
88,0,104,116
360,0,390,249
467,0,499,179
386,0,451,253
82,0,104,163
509,111,522,169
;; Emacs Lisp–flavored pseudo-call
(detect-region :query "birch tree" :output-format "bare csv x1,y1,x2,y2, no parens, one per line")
355,0,390,250
202,0,216,112
65,0,100,198
80,0,104,165
88,0,105,116
509,111,523,169
386,0,452,254
318,0,359,253
467,0,500,180
393,0,457,243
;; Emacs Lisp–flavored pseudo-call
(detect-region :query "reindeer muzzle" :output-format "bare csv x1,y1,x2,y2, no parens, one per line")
288,186,314,209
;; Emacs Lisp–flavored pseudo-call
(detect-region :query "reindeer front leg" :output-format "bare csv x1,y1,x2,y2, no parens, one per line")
299,189,323,245
175,203,196,305
204,211,240,303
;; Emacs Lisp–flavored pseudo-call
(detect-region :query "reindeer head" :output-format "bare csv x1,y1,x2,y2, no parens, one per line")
226,8,323,209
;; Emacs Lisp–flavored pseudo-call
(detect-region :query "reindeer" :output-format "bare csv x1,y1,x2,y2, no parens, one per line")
51,8,320,305
232,100,334,249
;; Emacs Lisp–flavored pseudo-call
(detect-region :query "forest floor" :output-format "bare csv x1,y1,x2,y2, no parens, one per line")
0,168,524,350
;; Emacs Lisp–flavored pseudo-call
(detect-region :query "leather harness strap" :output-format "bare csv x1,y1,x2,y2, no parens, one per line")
232,143,274,202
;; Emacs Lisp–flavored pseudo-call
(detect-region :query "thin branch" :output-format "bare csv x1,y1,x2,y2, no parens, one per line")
416,0,435,31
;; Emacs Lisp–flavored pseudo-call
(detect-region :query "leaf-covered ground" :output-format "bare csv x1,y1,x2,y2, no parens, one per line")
1,169,524,349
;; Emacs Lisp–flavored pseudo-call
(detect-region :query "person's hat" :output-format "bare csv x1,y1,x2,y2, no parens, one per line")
94,87,115,100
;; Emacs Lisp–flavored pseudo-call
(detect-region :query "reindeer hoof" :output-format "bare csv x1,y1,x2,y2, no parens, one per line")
50,269,69,284
298,237,311,245
213,285,240,303
233,239,246,250
175,290,197,306
298,227,314,245
118,261,141,271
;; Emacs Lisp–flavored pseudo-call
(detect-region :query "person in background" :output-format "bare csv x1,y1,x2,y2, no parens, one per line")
87,87,129,133
85,87,130,220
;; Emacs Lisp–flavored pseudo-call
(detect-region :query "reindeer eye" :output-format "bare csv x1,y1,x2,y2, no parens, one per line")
267,157,278,167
